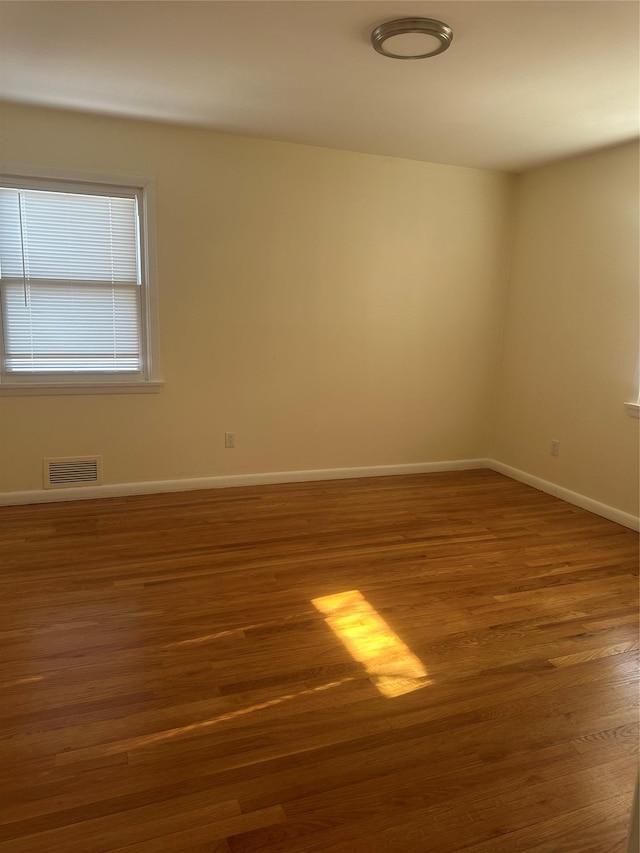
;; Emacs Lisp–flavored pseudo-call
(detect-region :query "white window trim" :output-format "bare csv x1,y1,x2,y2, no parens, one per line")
0,162,163,396
624,402,640,419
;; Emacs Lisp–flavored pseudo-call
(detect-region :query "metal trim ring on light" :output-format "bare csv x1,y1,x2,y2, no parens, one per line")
371,18,453,60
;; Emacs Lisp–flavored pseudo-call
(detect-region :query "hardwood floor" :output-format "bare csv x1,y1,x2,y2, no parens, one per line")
0,470,637,852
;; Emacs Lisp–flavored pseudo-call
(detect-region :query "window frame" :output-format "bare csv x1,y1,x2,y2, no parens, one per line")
0,164,162,395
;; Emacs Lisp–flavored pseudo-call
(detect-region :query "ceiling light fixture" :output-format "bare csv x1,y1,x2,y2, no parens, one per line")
371,18,453,60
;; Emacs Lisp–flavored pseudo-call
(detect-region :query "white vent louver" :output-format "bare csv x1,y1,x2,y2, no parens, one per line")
44,457,103,489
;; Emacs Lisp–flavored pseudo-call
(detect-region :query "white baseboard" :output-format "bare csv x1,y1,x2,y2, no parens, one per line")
3,457,637,532
487,459,640,532
0,458,488,506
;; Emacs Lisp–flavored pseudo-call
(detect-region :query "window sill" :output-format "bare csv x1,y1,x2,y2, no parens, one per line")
624,402,640,419
0,381,164,396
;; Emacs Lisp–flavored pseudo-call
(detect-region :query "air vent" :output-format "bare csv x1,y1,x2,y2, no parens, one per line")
43,456,103,489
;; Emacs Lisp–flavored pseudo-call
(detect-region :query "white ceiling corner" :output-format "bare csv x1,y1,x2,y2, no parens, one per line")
0,0,638,172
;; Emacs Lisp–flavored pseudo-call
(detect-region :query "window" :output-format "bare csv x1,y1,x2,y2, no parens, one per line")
0,170,161,394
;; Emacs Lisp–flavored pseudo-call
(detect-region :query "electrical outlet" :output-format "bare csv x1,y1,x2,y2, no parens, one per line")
225,432,235,449
551,439,560,457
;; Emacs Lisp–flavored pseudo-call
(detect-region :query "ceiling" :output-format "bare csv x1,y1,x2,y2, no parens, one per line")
0,1,638,172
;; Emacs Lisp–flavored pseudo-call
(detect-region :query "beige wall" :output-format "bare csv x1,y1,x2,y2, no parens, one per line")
492,142,640,516
0,103,514,493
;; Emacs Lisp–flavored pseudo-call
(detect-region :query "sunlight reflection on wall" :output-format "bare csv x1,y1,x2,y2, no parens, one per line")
312,590,430,698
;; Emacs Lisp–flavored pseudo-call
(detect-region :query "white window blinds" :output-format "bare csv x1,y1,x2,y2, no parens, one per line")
0,184,144,375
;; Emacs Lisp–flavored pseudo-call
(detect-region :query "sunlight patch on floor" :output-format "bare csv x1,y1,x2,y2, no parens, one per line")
312,590,430,698
163,628,247,648
1,675,44,687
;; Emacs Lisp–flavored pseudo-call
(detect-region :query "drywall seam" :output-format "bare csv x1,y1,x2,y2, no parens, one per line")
487,173,521,458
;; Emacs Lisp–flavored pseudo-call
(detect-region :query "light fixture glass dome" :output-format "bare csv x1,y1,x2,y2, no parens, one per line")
371,18,453,60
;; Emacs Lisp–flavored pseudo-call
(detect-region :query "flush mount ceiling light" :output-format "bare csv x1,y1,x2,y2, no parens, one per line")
371,18,453,60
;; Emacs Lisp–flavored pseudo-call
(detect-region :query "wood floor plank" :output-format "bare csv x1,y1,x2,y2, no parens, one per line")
0,470,637,851
0,796,240,853
460,791,633,852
